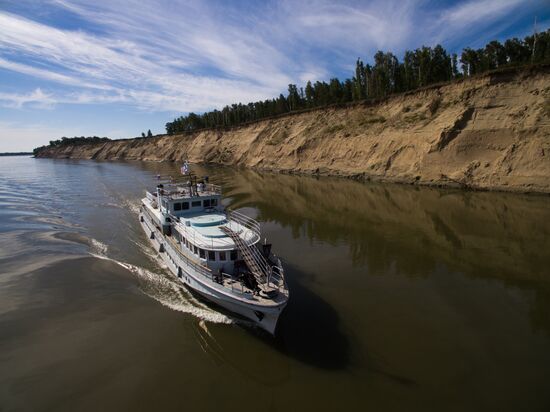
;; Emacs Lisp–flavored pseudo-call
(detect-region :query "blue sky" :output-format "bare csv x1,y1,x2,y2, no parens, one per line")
0,0,548,152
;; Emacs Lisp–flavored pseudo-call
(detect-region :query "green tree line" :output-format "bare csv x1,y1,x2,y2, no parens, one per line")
33,136,111,154
165,30,550,134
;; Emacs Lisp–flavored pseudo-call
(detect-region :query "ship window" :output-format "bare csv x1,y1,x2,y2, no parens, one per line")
230,250,237,260
211,198,218,206
181,235,186,243
219,251,226,261
199,248,205,259
192,200,201,207
182,202,189,210
203,199,211,207
193,245,198,254
174,202,182,211
208,251,215,260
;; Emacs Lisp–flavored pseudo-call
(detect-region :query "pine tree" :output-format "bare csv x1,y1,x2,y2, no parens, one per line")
354,58,366,100
305,81,314,107
287,84,300,111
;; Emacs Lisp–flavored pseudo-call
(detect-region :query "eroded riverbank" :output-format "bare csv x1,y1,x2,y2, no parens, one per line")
36,66,550,193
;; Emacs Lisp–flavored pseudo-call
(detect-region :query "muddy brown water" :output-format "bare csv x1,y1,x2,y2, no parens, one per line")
1,156,550,411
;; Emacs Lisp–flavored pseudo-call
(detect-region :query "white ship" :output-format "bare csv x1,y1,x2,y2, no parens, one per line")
139,173,289,334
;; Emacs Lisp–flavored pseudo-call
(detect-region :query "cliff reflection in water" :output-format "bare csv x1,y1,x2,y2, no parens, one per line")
212,170,547,273
198,166,550,334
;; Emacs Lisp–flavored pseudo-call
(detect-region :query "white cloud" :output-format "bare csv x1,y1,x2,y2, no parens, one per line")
289,1,416,51
0,6,294,112
0,88,55,109
441,0,524,26
0,58,111,90
0,0,543,119
428,0,531,47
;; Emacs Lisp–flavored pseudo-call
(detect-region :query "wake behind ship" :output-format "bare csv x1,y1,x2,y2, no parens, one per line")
139,172,289,334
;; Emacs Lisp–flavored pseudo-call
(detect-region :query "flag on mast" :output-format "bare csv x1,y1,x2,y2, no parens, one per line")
180,161,189,175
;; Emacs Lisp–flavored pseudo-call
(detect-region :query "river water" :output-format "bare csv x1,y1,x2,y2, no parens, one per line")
1,156,549,411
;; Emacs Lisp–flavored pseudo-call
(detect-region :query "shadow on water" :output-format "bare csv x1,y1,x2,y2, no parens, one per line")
183,265,351,371
272,264,350,370
267,268,415,385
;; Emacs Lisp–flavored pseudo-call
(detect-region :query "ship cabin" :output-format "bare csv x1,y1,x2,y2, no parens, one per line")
141,180,260,279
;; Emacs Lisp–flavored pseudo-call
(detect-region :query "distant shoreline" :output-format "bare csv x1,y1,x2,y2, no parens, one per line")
0,152,33,157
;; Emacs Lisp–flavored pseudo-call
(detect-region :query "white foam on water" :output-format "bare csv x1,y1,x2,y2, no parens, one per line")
129,238,159,262
89,240,233,325
90,238,109,256
121,198,141,215
199,319,210,335
158,291,233,325
128,203,141,215
101,202,122,209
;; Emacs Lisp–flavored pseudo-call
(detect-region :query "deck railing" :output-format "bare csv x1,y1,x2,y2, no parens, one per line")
142,208,210,278
226,208,261,241
143,204,285,292
225,208,285,291
153,182,222,198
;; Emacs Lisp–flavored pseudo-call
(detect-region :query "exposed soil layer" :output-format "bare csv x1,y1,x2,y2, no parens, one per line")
36,66,550,193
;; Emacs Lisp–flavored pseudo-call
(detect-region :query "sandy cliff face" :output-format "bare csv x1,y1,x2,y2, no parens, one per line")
36,67,550,193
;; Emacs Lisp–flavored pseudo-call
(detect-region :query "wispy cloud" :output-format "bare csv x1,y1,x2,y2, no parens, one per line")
0,0,546,117
0,5,293,112
0,88,55,109
285,0,417,51
441,0,524,26
0,57,112,90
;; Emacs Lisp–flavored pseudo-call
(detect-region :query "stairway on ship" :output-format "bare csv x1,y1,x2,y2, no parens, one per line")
220,225,268,288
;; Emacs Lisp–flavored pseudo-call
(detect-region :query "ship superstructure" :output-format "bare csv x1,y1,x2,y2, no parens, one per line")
139,174,288,334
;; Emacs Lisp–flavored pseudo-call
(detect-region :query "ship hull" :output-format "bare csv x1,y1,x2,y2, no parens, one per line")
139,212,286,334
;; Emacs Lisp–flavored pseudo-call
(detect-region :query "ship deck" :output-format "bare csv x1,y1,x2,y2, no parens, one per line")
161,224,288,306
142,197,257,250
